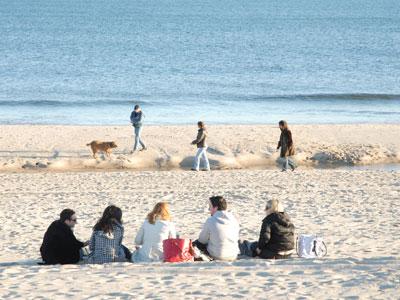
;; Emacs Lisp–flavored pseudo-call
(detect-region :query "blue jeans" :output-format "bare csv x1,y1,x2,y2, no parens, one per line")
193,147,210,171
133,126,146,151
283,157,297,170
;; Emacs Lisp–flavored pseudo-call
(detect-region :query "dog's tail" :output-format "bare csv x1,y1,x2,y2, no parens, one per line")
86,143,91,146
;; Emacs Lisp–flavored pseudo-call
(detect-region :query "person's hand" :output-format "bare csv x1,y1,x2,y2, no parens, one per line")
255,248,261,255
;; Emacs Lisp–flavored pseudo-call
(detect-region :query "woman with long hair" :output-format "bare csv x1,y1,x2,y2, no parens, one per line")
191,121,210,171
277,120,297,171
132,202,176,262
87,205,129,264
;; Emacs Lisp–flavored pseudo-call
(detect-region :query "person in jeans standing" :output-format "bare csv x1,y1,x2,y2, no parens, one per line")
191,121,210,171
277,120,297,171
130,104,147,153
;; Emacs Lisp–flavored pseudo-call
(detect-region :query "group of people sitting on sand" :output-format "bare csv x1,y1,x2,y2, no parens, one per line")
40,196,295,265
130,104,297,172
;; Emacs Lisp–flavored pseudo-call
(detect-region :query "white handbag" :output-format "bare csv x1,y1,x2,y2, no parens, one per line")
296,234,327,258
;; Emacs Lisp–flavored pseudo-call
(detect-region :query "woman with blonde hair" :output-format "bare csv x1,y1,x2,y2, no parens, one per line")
132,202,176,262
239,199,295,259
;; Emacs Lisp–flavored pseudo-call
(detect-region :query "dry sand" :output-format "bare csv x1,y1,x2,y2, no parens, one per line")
0,124,399,171
0,169,399,299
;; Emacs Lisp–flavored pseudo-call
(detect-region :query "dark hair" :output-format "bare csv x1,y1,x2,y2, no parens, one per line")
197,121,205,128
278,120,288,129
94,205,123,233
60,209,75,223
134,104,140,110
209,196,227,211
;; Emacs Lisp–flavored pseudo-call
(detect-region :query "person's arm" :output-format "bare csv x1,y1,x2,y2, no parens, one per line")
89,232,95,252
135,222,145,246
287,130,293,148
169,223,177,239
198,219,211,244
119,226,124,246
257,220,271,249
192,130,205,145
67,230,84,249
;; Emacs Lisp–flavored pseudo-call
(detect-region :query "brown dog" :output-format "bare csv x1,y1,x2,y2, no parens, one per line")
86,141,117,158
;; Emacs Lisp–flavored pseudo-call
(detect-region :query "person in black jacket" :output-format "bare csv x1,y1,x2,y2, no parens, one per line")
255,199,295,259
277,120,297,171
239,199,295,259
40,209,88,264
130,104,147,153
191,121,210,171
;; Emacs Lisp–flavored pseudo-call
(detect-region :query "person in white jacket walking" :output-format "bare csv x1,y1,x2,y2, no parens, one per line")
132,202,176,262
193,196,240,261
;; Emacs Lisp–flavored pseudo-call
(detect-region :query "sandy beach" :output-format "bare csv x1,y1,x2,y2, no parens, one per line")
0,167,399,298
0,124,399,299
0,124,399,171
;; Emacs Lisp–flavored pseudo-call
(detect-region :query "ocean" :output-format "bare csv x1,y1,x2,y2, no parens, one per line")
1,0,400,125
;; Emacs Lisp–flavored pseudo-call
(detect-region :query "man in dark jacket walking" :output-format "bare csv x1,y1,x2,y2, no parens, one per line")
40,209,87,264
277,120,297,171
130,104,147,153
191,121,210,171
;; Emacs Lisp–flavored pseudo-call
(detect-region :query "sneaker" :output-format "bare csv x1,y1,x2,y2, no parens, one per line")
140,147,147,151
191,168,199,171
201,169,210,171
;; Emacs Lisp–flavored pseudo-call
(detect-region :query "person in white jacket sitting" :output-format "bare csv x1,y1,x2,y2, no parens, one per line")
132,202,176,262
193,196,240,261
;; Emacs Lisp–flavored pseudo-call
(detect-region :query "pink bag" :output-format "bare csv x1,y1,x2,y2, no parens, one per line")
163,238,194,263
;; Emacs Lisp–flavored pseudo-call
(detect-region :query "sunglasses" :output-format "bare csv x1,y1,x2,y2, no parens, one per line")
70,218,78,222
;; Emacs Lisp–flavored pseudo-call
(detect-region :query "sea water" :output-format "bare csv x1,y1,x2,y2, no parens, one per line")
1,0,399,125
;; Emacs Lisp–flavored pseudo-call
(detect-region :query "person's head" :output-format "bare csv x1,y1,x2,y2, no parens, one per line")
134,104,141,112
197,121,205,129
208,196,227,216
265,199,284,216
94,205,123,233
60,209,77,229
147,202,171,224
278,120,288,131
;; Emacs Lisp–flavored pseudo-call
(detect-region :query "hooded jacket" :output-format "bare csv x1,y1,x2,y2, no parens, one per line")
40,220,84,264
198,210,240,261
258,212,295,256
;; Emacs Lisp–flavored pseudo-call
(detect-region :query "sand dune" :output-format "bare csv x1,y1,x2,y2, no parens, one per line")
0,124,399,171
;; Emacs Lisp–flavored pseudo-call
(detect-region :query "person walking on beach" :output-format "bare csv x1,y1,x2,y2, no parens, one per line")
130,104,147,153
132,202,176,262
87,205,130,264
191,121,210,171
40,209,88,265
277,120,297,171
193,196,240,261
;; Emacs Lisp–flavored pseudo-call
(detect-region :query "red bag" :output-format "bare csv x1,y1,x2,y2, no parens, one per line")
163,238,194,263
